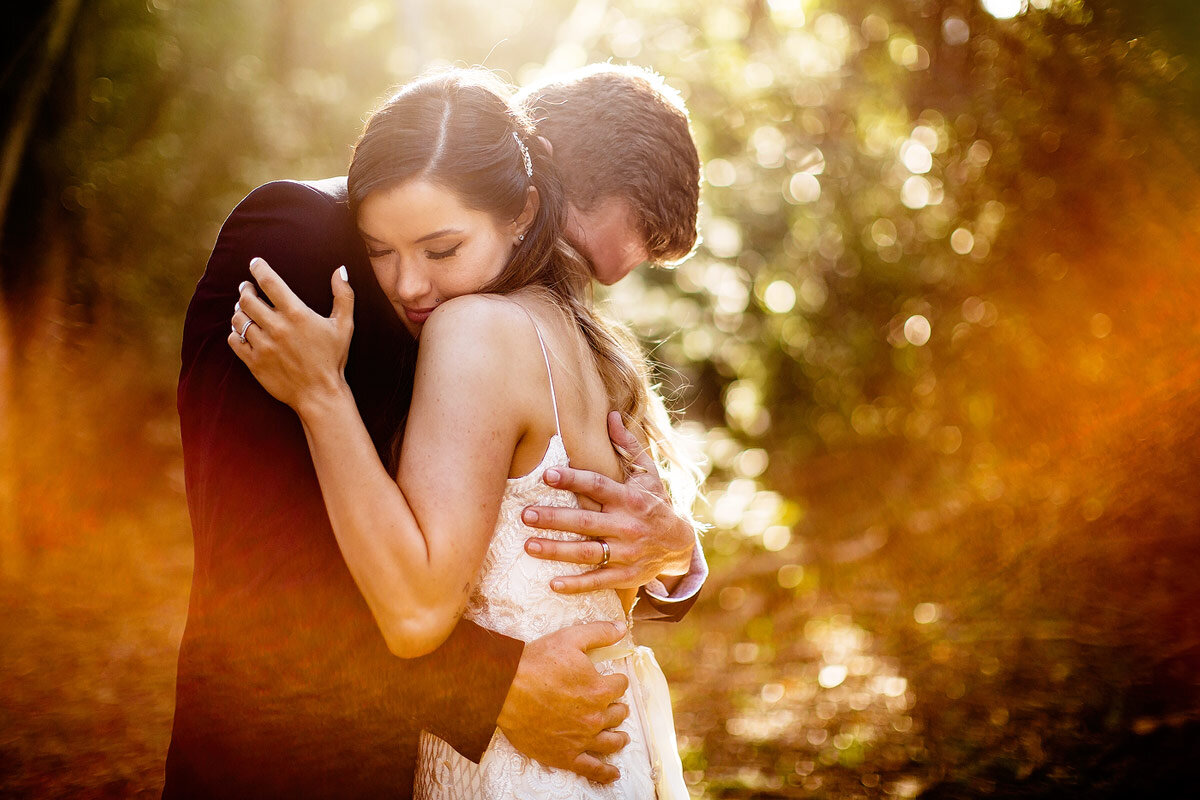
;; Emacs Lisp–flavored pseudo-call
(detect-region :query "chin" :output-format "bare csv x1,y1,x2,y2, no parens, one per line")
593,264,629,286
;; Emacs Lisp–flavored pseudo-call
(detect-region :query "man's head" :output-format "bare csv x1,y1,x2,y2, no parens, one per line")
519,64,701,284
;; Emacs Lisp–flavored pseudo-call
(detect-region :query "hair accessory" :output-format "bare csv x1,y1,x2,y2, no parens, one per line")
512,131,533,179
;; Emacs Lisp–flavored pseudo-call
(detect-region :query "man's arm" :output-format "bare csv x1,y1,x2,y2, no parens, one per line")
179,180,522,761
522,412,707,622
182,181,635,779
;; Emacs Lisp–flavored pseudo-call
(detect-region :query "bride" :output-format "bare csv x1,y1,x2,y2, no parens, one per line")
226,68,701,798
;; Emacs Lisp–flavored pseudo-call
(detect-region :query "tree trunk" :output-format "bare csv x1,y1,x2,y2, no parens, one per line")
0,0,82,578
0,0,82,233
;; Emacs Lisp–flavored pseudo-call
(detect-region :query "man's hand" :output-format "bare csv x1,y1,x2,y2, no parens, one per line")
497,621,631,783
522,411,695,593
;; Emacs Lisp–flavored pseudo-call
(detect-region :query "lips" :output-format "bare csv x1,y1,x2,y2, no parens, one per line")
402,305,437,325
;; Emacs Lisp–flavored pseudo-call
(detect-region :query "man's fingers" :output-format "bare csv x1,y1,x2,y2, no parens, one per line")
522,504,608,536
587,729,631,756
558,620,627,653
607,410,655,472
551,567,639,594
525,537,615,565
606,410,643,458
600,701,629,730
569,753,620,785
249,257,304,314
540,465,625,505
608,410,669,494
598,671,630,700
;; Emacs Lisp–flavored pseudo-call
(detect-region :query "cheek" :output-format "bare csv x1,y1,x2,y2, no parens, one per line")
471,237,516,286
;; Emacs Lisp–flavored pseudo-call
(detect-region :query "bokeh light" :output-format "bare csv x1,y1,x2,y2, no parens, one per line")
6,0,1200,797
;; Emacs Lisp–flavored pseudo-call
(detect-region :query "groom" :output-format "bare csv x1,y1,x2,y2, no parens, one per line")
165,65,705,799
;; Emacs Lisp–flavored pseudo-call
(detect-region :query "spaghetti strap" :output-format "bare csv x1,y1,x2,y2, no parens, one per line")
517,305,563,439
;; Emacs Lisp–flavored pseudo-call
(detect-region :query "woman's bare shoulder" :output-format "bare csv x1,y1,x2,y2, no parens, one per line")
413,294,549,391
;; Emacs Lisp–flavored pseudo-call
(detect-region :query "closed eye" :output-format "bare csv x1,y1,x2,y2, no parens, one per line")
366,247,392,259
426,243,461,260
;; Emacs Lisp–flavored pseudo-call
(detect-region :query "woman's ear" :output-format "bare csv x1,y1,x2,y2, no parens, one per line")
514,185,539,240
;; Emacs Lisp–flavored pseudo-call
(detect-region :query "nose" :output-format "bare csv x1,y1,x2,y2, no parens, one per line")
392,258,433,305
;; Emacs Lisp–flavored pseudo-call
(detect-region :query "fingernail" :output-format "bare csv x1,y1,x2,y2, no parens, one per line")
544,469,560,485
551,579,564,591
249,257,263,271
237,281,250,293
338,265,349,282
526,540,542,553
234,301,241,313
523,509,539,524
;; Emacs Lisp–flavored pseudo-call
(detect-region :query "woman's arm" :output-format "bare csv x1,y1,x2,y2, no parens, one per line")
231,261,529,657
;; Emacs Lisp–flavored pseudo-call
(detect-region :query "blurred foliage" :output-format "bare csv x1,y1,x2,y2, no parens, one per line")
2,0,1199,797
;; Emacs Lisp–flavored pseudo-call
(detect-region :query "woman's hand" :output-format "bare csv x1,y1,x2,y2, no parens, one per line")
227,257,355,417
521,411,697,593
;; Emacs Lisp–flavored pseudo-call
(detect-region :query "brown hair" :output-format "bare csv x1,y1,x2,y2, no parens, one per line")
348,68,701,516
518,64,701,264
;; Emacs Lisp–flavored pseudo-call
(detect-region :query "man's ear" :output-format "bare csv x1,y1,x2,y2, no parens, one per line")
514,186,540,236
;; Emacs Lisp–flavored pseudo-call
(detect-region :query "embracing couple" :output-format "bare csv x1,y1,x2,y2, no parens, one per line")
165,64,706,799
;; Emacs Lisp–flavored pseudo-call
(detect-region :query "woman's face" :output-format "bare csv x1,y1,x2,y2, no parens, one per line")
357,179,526,337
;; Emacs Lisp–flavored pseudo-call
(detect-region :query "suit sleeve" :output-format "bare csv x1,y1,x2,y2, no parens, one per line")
179,181,523,762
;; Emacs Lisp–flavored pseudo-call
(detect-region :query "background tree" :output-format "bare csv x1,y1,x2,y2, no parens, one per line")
1,1,1197,796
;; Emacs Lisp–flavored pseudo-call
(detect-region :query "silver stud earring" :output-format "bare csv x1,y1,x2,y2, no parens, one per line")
518,234,525,242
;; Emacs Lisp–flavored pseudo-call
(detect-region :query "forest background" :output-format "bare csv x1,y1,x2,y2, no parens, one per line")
1,0,1198,797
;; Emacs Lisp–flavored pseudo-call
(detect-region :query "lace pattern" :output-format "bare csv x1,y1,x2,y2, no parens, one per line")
414,435,658,800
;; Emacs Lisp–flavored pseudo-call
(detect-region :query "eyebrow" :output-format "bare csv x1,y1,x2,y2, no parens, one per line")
357,228,464,245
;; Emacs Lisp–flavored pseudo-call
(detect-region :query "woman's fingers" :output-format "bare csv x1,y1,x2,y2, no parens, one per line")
248,257,304,315
237,284,275,332
330,266,354,336
230,309,263,346
226,329,253,362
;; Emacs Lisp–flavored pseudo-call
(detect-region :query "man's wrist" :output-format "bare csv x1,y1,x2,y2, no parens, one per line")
643,539,706,602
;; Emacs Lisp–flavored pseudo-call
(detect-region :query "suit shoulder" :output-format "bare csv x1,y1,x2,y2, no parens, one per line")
230,178,348,223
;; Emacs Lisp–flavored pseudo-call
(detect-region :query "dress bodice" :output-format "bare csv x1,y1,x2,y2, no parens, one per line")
414,306,682,800
464,433,627,640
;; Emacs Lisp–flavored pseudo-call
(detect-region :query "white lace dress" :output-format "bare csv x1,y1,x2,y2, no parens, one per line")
413,319,688,800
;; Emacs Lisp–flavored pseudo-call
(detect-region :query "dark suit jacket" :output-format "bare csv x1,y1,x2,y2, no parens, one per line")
164,177,701,799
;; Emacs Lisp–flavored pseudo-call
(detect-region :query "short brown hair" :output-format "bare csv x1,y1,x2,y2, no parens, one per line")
518,64,700,264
